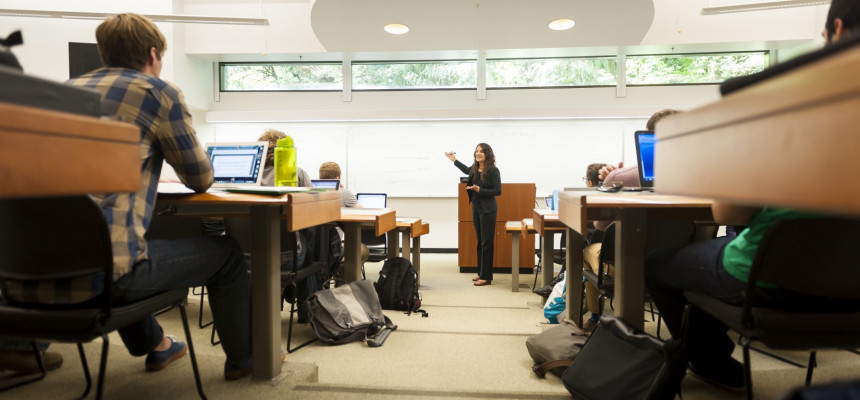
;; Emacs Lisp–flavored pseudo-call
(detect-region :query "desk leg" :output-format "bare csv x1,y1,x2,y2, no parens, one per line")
511,233,520,292
413,236,421,287
343,222,362,283
249,206,281,380
387,230,399,259
541,233,555,289
401,231,411,261
615,209,647,331
565,228,584,326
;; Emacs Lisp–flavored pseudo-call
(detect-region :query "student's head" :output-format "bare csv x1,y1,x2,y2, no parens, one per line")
319,161,342,179
585,163,604,187
646,109,680,131
825,0,860,44
96,13,167,73
258,128,286,168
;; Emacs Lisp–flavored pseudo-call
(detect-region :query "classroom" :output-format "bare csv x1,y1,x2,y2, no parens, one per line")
2,1,859,399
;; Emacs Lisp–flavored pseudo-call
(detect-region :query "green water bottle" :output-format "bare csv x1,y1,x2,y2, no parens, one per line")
274,136,297,187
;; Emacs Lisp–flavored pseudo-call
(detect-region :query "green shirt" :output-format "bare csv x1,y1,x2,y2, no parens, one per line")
722,208,820,286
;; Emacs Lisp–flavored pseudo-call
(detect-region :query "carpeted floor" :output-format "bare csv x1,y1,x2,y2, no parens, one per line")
2,253,859,399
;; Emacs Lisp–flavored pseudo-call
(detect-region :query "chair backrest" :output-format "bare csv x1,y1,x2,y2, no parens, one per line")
0,196,113,304
752,217,860,300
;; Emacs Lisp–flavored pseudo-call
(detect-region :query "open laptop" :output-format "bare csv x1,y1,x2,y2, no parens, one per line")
205,141,268,187
634,130,656,190
311,179,340,189
356,193,387,209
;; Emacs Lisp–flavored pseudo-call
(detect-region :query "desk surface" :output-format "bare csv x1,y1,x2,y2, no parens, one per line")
339,208,396,237
558,192,713,234
158,190,341,232
0,101,140,198
657,40,860,216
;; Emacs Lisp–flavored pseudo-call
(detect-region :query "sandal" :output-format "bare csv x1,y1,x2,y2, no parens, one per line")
472,276,480,281
474,279,491,286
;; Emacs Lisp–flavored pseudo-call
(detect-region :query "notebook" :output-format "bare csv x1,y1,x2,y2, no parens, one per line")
311,179,340,189
205,142,268,187
356,193,387,209
634,130,656,189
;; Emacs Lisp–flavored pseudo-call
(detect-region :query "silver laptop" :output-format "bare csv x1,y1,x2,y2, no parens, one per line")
204,141,269,187
356,193,387,209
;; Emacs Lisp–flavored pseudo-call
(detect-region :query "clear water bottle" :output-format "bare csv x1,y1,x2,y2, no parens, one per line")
274,136,297,187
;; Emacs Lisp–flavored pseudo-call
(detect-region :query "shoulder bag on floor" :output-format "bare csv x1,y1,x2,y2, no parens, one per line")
526,319,589,377
562,315,685,400
306,280,397,347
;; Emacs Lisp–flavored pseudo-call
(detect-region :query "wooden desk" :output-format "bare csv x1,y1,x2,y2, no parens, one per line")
339,208,396,283
156,190,340,380
0,101,140,197
557,192,713,330
657,40,860,216
387,218,430,285
505,221,527,292
533,208,566,291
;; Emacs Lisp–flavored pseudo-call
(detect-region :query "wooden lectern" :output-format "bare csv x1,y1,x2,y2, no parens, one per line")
457,182,536,273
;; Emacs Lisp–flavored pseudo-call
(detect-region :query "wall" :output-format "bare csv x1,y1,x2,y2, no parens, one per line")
0,0,831,249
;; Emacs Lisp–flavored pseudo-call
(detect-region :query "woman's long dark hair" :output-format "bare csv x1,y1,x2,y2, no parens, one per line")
470,143,496,180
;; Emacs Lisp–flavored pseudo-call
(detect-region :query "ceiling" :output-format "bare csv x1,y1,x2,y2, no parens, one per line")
309,0,656,53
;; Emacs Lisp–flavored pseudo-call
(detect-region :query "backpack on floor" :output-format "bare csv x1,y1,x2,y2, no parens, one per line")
305,280,397,347
373,257,428,317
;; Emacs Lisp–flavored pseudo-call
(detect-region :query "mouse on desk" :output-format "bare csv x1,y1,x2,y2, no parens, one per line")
596,183,622,193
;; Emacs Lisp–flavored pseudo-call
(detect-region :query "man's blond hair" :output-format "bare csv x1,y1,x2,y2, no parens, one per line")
96,13,166,70
319,162,341,179
258,128,287,167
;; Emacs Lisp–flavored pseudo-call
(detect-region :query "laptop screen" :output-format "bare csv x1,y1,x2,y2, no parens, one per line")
205,142,268,186
634,131,656,188
356,193,387,209
311,179,340,189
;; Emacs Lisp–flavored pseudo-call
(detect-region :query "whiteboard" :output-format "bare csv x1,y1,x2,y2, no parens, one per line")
211,119,648,197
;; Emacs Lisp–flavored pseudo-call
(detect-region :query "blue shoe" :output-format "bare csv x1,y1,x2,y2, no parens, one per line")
145,336,187,372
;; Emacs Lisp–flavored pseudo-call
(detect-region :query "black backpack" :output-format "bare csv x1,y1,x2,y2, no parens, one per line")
373,257,428,317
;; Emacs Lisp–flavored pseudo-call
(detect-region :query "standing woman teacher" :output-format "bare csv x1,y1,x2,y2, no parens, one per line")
445,144,502,286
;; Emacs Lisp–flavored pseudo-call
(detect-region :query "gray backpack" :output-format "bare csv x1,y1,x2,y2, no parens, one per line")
306,280,397,347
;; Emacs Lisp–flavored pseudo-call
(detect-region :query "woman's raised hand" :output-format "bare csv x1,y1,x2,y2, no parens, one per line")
444,151,456,162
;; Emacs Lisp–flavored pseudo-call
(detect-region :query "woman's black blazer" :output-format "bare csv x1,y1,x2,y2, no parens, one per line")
454,160,501,214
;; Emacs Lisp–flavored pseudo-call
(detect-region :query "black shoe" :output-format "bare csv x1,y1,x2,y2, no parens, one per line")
688,359,745,392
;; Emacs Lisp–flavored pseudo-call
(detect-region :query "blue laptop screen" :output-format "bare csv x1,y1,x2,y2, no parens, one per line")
206,143,266,184
311,179,339,189
635,131,656,186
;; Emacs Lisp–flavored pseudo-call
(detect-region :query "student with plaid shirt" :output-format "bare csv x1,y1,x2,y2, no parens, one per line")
60,13,258,380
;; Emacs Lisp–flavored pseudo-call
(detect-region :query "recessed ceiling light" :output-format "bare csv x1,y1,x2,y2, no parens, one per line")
384,23,409,35
548,18,575,31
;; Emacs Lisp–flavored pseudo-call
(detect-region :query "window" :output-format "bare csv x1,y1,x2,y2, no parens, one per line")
352,60,476,90
220,63,342,91
486,57,617,88
625,52,769,85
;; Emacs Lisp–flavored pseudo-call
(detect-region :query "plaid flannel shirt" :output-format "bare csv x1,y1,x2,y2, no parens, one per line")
4,67,213,304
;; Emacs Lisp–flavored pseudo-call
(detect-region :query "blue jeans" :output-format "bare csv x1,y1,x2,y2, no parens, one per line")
645,236,747,367
112,236,251,370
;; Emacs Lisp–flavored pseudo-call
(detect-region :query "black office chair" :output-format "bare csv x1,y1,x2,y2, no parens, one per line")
224,219,336,353
582,222,661,334
361,230,388,263
682,217,860,400
0,197,205,399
